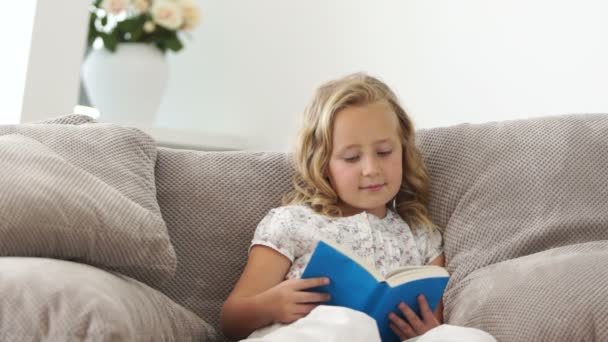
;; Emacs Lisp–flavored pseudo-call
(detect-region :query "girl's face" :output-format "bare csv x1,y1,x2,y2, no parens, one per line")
327,101,403,218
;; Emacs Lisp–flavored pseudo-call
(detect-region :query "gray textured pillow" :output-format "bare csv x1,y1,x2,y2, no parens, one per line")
417,113,608,280
0,118,176,287
0,257,217,341
416,113,608,339
447,241,608,341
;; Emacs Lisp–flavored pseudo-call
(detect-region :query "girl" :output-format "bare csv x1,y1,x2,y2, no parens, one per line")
220,73,495,342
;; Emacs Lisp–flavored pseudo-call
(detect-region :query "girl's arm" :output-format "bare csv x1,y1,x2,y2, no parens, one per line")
429,253,445,267
220,245,330,339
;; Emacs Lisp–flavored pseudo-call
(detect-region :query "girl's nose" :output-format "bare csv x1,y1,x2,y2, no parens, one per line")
362,156,380,176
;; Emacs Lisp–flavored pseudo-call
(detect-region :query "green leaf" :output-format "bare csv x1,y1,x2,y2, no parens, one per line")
118,17,139,32
156,43,167,53
130,26,144,41
87,32,99,47
101,32,118,52
164,36,183,52
87,13,98,46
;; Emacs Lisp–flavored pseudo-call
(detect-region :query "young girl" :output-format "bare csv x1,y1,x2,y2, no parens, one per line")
220,73,495,342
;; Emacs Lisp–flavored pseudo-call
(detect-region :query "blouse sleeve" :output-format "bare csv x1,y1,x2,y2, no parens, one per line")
413,225,444,264
250,207,298,262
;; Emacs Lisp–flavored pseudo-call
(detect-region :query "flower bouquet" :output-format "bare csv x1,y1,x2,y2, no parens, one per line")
87,0,201,53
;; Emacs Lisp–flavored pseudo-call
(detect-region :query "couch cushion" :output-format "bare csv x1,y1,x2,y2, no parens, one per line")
417,113,608,278
0,115,176,287
0,257,216,341
154,150,292,340
416,114,608,332
446,241,608,341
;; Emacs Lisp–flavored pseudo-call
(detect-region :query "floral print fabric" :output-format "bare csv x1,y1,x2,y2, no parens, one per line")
251,205,443,279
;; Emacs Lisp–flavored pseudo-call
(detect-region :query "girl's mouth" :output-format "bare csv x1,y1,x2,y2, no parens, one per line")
361,184,385,191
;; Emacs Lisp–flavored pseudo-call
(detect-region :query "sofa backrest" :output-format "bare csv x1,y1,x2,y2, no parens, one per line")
155,113,608,341
154,149,292,340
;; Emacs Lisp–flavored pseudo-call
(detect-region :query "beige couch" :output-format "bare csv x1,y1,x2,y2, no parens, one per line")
1,113,607,342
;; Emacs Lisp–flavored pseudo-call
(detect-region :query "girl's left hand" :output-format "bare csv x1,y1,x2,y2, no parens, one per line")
388,294,440,340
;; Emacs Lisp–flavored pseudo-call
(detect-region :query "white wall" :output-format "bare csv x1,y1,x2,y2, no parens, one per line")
392,0,608,129
156,0,608,151
0,1,36,124
20,0,90,123
157,1,368,149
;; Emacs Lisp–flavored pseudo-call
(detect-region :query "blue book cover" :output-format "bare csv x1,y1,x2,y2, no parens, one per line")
301,240,449,342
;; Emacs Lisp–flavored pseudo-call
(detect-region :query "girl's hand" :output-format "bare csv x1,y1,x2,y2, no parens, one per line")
388,294,440,340
261,277,331,324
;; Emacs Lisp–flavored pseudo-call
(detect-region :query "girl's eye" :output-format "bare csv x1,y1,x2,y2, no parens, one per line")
344,156,360,162
378,150,392,156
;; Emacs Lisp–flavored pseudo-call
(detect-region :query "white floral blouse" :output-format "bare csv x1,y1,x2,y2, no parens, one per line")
250,204,443,280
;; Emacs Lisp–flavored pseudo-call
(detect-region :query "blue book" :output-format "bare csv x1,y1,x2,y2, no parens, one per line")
301,240,449,342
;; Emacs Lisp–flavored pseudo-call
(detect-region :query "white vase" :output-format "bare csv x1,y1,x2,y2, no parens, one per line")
81,43,168,127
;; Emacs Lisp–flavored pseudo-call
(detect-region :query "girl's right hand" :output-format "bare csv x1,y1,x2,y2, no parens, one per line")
221,246,330,338
260,277,331,323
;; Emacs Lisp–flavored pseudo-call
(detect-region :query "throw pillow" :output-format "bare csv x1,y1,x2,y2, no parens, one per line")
416,113,608,339
0,117,176,287
416,113,608,283
0,257,217,341
446,242,608,341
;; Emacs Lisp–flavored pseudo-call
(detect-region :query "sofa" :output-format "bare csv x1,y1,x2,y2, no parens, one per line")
0,113,607,342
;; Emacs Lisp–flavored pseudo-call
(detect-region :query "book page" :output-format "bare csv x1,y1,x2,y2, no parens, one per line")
384,265,429,279
385,266,449,287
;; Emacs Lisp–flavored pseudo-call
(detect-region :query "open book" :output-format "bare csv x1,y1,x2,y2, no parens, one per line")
301,239,449,342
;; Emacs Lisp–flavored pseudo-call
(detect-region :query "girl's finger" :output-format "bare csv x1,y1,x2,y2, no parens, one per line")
389,313,415,339
397,302,425,334
295,290,331,304
292,277,330,290
389,323,408,341
417,294,438,324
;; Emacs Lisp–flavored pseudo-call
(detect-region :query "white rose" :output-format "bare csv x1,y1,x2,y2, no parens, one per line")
131,0,150,12
178,0,201,31
102,0,129,14
151,0,184,31
143,20,156,33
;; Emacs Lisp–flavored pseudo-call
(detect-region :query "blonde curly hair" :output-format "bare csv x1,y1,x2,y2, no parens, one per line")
283,73,435,230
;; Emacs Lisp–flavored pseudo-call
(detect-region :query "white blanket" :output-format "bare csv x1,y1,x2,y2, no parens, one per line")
241,305,495,342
